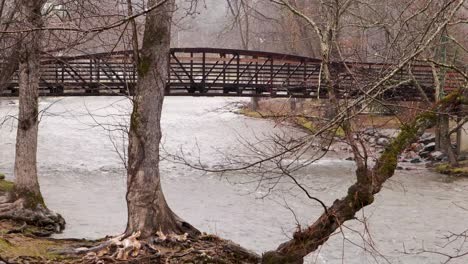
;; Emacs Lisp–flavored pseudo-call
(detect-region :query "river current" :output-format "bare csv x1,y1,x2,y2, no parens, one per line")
1,97,467,264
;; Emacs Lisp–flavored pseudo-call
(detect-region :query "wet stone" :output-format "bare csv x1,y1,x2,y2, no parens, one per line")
430,151,446,161
419,151,430,158
377,138,389,146
419,136,435,145
422,142,436,152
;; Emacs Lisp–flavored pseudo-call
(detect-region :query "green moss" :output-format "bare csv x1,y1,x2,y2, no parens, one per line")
239,109,263,118
12,188,46,208
335,126,345,138
0,180,14,192
0,173,5,180
295,117,315,132
377,123,418,176
137,55,152,77
435,164,468,176
416,111,437,124
0,237,67,260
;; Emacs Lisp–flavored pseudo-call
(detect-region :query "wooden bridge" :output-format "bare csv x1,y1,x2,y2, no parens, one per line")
0,48,465,100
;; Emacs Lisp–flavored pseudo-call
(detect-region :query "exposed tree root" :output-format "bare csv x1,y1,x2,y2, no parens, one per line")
60,231,260,264
0,193,65,236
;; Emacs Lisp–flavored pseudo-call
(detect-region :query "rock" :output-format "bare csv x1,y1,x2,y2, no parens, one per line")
430,151,446,161
457,154,468,161
421,132,432,139
377,138,390,146
422,142,436,152
396,166,404,170
419,136,435,145
378,129,399,139
0,173,5,180
410,158,422,164
410,143,424,152
364,128,377,136
345,157,355,161
419,151,430,158
404,151,417,159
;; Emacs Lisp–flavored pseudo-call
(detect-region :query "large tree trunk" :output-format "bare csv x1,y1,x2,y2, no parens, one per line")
14,0,43,206
0,0,65,234
125,0,198,240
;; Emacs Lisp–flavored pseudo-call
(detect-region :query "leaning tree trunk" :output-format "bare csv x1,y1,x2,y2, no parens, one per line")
262,92,464,264
0,0,65,234
125,0,198,240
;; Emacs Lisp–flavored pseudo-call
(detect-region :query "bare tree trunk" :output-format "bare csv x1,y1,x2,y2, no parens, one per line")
14,0,44,205
125,0,198,240
0,0,65,234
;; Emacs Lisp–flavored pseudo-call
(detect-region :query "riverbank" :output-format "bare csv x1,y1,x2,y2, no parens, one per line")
0,178,259,264
0,220,259,264
239,98,468,177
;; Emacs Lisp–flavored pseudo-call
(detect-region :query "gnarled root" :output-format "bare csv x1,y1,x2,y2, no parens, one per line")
67,231,260,264
0,196,65,236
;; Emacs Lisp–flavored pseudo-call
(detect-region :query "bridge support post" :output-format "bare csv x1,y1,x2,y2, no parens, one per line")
457,94,468,155
290,98,297,113
251,97,259,111
457,121,468,155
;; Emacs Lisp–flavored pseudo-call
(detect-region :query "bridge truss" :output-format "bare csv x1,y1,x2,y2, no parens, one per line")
0,48,465,100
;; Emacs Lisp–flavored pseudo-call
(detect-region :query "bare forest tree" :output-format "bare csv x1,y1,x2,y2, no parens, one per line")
124,0,199,239
0,0,65,233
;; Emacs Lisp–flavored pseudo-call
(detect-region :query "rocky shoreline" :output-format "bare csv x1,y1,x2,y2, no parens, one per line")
238,101,468,177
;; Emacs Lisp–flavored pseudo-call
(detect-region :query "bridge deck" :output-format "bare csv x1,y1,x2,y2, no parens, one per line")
1,48,465,100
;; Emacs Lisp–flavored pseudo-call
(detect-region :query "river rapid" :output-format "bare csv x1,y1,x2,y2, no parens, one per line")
1,97,467,264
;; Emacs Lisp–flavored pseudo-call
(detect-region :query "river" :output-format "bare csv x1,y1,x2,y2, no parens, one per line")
1,97,467,264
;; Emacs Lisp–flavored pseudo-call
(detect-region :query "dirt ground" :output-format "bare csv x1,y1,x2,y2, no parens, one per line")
0,218,259,264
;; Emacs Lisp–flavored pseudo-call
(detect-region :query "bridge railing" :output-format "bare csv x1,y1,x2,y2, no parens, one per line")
0,48,465,100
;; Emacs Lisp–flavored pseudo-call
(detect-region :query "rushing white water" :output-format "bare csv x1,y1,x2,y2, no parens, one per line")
1,97,467,264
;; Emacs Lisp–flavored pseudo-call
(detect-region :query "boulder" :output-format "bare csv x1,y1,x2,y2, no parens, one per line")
458,154,468,162
419,151,430,158
410,158,422,164
420,132,433,139
430,151,446,161
422,142,436,152
419,136,435,145
377,138,390,146
403,151,418,160
410,143,424,152
378,129,400,139
364,128,377,136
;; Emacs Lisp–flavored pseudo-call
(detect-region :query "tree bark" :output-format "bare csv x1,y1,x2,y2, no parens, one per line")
14,0,45,205
125,0,198,240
